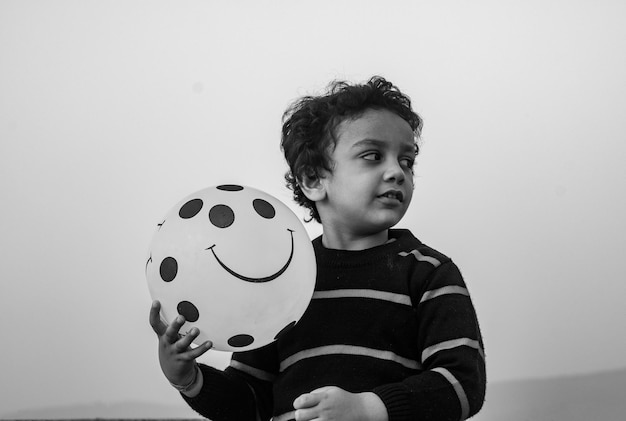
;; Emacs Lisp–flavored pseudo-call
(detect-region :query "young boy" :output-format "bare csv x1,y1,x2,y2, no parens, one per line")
149,76,486,421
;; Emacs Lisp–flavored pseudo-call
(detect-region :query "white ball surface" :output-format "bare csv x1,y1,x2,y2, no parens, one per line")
146,184,316,352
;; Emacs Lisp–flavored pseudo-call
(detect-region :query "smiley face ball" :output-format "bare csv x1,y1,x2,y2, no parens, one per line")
146,184,316,352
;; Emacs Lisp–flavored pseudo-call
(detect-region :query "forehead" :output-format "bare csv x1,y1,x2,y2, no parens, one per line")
334,108,416,151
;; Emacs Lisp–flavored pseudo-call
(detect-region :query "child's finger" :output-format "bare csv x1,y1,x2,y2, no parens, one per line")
164,315,186,343
175,327,200,351
187,340,213,360
294,406,318,421
175,328,213,357
293,391,323,409
148,300,166,335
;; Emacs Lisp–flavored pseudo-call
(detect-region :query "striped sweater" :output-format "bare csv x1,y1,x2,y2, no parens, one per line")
184,229,486,420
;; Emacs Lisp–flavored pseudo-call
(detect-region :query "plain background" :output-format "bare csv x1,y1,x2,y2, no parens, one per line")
1,0,625,416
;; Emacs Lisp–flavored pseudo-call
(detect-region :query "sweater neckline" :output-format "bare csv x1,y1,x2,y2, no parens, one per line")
312,229,416,268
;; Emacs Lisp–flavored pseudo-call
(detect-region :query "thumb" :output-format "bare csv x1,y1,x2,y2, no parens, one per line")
294,389,326,409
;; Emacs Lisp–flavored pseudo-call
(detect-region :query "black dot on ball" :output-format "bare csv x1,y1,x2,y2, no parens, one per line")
253,199,275,219
217,185,244,191
209,204,235,228
274,321,297,340
177,301,199,322
159,257,178,282
228,334,254,348
179,199,203,219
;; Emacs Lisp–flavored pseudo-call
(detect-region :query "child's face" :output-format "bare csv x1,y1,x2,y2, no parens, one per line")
316,108,416,237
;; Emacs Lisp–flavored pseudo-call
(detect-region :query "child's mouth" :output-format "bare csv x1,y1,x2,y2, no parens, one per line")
378,190,404,202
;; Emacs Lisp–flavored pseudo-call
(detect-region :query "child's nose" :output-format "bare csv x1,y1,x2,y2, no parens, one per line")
383,160,405,184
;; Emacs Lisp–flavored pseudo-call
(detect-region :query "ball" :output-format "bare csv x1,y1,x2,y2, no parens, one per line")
145,184,316,352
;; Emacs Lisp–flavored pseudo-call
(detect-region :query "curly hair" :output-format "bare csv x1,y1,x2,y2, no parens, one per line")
281,75,423,223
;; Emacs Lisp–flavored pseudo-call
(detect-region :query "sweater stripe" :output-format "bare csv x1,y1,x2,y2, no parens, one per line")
313,289,412,306
419,285,469,304
280,345,422,372
431,367,470,420
230,360,276,382
422,338,483,362
398,249,441,267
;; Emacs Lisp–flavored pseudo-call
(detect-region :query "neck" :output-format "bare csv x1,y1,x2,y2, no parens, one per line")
321,229,389,251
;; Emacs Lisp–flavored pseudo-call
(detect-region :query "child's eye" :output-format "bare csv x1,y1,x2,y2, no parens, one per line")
362,152,382,161
400,157,415,169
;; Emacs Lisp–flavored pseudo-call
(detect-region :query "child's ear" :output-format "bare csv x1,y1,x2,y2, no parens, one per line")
298,173,326,202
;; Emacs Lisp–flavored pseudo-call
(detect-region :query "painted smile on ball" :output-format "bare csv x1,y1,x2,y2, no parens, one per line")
206,229,295,283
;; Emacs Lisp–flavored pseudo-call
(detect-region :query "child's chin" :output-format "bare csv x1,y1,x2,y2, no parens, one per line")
372,215,404,231
382,208,407,224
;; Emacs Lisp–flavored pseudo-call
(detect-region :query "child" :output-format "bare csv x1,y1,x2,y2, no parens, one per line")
149,76,486,421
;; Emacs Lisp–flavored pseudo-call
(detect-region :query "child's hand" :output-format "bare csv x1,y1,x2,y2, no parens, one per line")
149,300,213,386
293,386,388,421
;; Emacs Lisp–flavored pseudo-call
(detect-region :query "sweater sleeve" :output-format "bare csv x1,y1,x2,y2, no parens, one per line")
373,260,486,421
182,342,278,421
